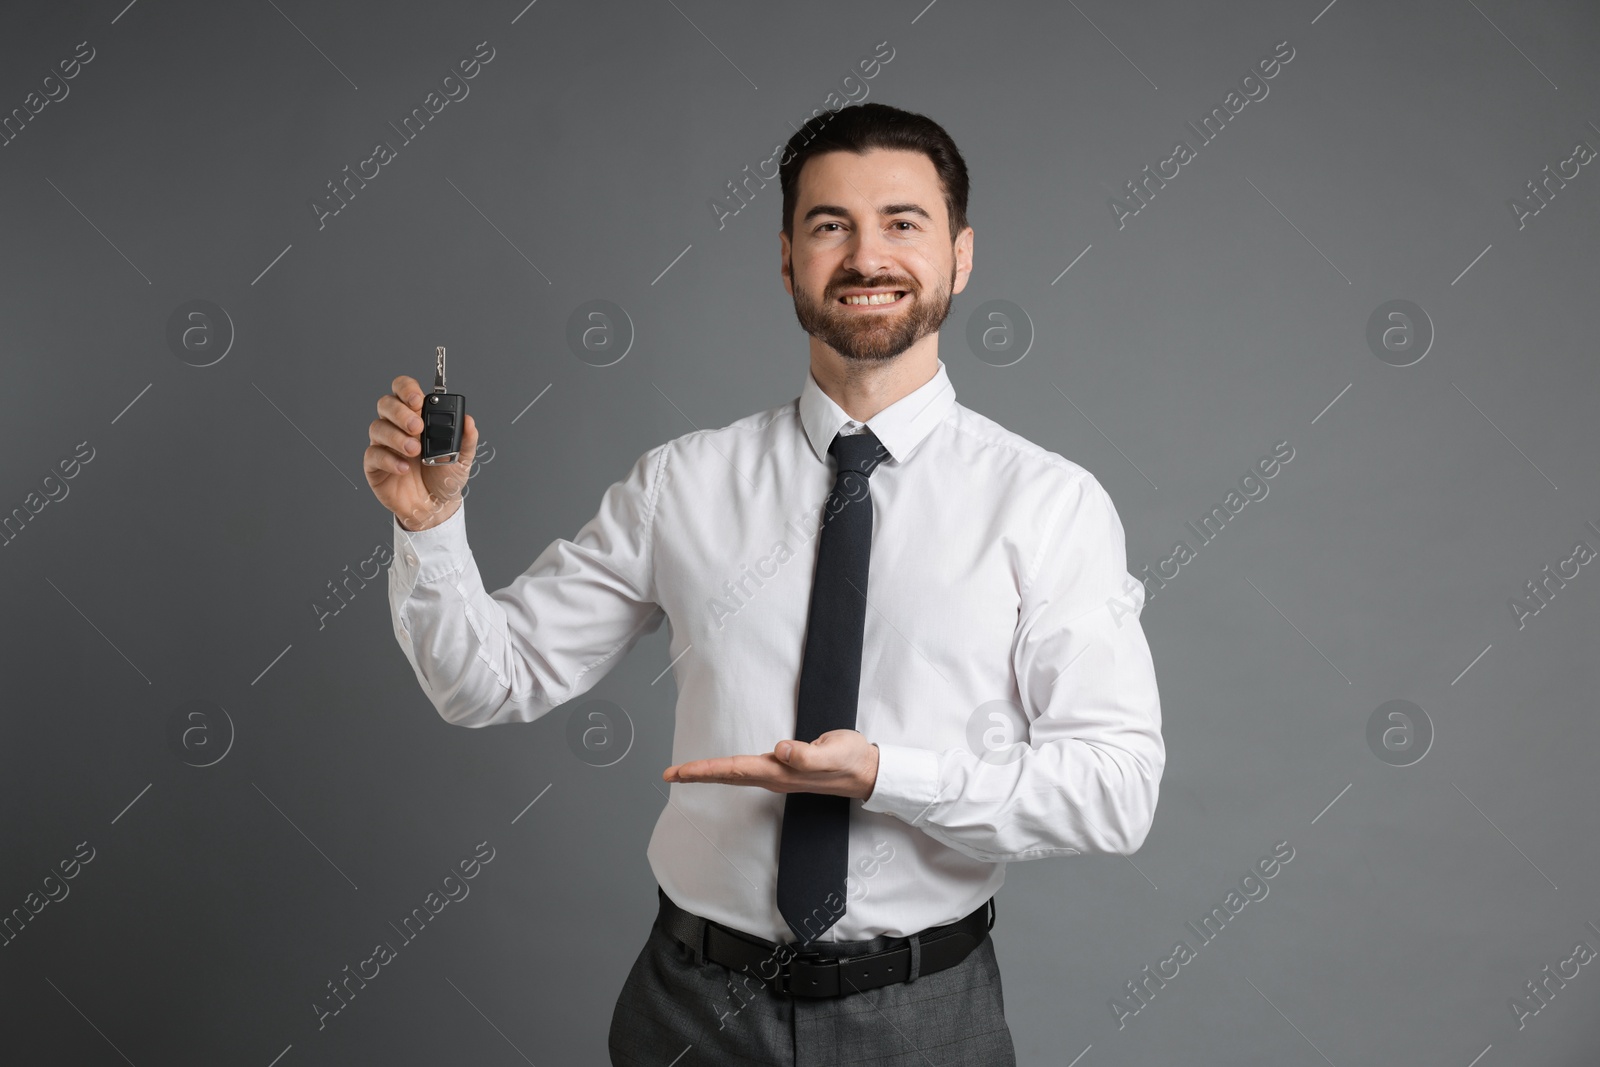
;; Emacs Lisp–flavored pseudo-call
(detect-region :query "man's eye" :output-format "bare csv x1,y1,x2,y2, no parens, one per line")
817,222,842,233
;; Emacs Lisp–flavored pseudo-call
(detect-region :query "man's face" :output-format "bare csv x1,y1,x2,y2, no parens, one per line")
781,148,973,364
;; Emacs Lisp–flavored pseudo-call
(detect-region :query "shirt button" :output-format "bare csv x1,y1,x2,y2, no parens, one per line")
405,554,417,566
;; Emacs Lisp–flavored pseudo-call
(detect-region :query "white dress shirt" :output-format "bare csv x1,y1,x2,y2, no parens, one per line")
387,358,1164,942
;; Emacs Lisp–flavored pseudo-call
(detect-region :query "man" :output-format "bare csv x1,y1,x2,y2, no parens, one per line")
365,102,1164,1066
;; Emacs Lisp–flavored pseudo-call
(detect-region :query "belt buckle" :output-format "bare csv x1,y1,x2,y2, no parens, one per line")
775,953,837,996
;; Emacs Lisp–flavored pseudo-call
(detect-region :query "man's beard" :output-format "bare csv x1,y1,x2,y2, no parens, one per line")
791,263,954,363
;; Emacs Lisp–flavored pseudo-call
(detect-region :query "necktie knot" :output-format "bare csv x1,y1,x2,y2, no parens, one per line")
829,428,890,479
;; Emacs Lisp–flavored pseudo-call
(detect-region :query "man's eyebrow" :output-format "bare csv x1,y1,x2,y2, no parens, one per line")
801,202,934,224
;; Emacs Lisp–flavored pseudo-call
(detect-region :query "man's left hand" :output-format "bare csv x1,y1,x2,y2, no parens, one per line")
663,730,880,801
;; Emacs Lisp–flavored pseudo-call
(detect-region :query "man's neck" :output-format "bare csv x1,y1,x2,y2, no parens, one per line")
808,337,939,423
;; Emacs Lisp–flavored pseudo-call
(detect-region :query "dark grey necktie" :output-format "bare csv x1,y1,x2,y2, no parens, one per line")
776,427,890,945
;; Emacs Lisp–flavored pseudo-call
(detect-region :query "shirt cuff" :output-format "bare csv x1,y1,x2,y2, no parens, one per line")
860,742,942,825
390,501,470,589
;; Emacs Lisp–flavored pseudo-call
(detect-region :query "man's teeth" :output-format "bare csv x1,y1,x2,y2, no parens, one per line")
842,292,904,305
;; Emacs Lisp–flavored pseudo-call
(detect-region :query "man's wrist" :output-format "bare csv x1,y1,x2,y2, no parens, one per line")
398,496,461,533
861,742,880,801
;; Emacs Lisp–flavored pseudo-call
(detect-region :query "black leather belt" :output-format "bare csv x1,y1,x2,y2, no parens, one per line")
655,886,994,998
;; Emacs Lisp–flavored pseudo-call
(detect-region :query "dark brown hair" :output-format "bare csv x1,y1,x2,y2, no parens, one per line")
779,102,970,242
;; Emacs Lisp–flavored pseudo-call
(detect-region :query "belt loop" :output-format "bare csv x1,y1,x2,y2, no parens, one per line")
687,915,706,966
906,932,921,984
659,886,708,967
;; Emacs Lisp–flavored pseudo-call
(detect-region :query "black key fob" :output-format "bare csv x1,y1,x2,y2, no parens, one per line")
420,345,466,466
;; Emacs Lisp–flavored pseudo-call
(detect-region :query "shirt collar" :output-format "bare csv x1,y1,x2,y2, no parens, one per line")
799,359,957,466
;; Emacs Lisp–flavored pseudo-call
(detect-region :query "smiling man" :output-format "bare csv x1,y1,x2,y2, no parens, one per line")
373,102,1164,1066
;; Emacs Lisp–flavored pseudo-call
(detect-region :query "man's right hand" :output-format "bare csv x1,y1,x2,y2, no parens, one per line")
365,374,479,532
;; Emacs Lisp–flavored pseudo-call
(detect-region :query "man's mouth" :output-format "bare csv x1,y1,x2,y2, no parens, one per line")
837,290,909,308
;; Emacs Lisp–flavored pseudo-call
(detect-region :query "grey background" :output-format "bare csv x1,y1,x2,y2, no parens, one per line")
3,0,1597,1064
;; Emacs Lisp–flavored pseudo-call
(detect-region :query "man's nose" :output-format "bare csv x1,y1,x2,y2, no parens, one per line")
841,227,898,278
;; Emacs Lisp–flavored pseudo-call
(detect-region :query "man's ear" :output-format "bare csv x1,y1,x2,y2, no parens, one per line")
779,230,793,296
952,225,975,296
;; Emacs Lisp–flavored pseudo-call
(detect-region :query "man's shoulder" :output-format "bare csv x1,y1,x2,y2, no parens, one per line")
645,396,798,463
945,401,1098,492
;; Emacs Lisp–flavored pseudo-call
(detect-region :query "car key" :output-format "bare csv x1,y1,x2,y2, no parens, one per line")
419,345,466,466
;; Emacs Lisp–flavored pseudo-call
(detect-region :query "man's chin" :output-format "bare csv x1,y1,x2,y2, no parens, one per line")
834,335,917,362
835,346,904,363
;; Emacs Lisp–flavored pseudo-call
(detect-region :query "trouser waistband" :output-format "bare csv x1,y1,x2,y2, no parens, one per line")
654,886,995,998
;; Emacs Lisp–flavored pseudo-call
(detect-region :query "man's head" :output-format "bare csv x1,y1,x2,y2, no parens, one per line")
778,103,974,365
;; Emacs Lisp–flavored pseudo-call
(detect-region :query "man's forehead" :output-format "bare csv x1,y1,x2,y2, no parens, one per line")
796,148,940,211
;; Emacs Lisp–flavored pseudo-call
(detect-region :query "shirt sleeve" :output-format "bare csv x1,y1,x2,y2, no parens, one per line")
860,470,1165,862
386,445,669,728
